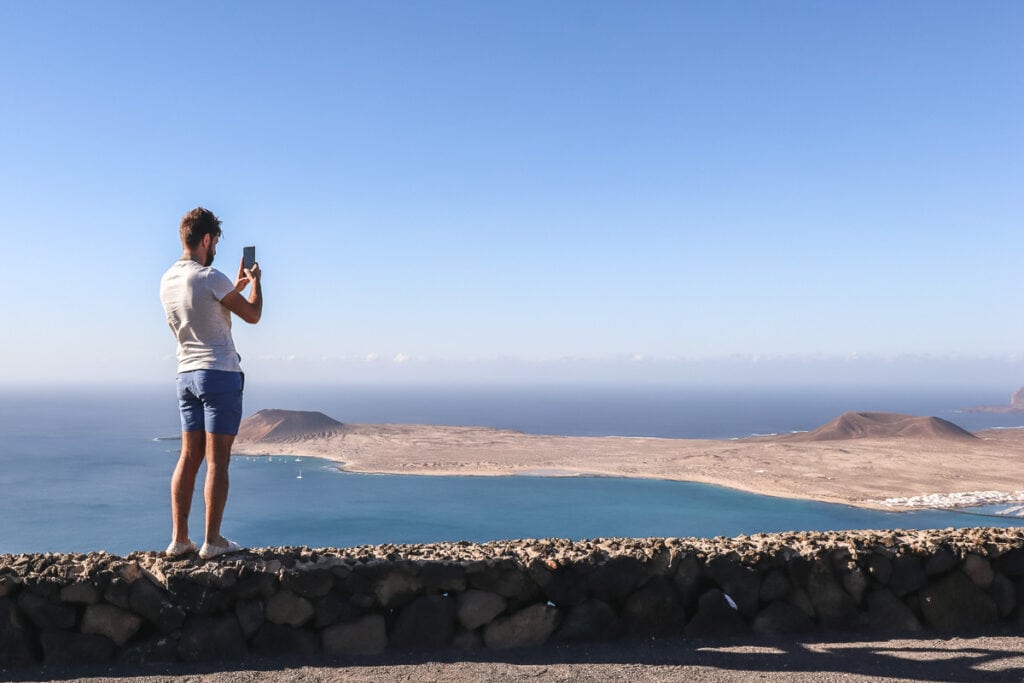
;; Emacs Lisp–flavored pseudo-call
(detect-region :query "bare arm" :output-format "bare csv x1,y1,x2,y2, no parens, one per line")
221,259,262,324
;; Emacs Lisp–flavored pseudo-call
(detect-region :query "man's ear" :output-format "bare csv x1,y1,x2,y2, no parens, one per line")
201,233,212,249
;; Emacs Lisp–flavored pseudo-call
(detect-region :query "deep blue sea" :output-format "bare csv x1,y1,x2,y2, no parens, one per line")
2,383,1024,556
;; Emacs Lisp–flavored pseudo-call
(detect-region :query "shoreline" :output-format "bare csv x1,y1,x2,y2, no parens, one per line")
234,423,1024,514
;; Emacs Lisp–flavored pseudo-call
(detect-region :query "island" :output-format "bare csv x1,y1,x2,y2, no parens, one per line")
233,409,1024,512
964,387,1024,414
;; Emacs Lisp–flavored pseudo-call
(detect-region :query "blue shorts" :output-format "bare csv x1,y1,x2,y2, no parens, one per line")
176,370,244,436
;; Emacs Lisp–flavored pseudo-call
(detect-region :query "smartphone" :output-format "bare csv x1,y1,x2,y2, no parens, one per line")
243,246,256,270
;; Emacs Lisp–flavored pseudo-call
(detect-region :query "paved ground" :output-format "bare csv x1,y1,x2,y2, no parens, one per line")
6,635,1024,682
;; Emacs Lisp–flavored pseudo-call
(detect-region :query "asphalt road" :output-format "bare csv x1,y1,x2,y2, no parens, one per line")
6,635,1024,682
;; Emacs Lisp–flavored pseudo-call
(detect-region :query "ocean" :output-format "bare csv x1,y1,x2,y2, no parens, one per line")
2,383,1022,556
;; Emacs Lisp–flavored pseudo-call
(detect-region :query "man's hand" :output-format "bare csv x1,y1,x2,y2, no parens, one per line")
222,257,263,324
234,257,261,292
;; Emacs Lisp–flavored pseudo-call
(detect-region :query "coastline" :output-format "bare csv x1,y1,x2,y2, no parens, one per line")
233,423,1024,513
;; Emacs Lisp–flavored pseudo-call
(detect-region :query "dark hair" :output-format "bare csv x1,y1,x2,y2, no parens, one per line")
179,207,222,248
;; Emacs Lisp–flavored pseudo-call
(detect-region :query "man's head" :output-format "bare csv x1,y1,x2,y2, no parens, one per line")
180,207,222,266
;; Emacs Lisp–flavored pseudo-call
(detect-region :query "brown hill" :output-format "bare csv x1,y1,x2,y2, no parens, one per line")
236,409,345,442
784,411,977,442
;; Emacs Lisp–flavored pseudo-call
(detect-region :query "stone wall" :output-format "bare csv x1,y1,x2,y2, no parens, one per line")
3,527,1024,667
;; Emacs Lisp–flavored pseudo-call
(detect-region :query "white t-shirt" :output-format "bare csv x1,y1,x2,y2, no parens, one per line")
160,260,241,373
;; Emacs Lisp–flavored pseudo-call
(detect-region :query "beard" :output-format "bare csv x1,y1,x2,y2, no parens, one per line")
204,250,215,267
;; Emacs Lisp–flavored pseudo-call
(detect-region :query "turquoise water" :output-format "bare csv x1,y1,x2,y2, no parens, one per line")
1,385,1022,555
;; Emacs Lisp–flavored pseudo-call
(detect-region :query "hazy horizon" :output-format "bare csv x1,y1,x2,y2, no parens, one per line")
4,354,1024,394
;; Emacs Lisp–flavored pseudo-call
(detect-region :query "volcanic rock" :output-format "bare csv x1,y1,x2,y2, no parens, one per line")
236,409,345,442
785,412,977,442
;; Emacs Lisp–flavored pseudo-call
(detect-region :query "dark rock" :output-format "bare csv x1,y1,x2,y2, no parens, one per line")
130,578,186,633
60,581,99,605
456,589,507,630
41,629,116,665
674,555,702,605
330,564,353,581
684,589,749,637
17,591,75,630
587,556,646,601
865,589,922,634
925,547,959,576
904,592,923,619
178,615,248,662
322,614,387,656
350,593,376,610
314,592,360,628
251,622,319,657
995,548,1024,576
622,577,685,636
420,562,466,592
805,559,860,629
484,603,561,649
889,556,928,597
989,574,1016,618
340,569,375,596
282,568,334,598
752,600,813,636
91,569,115,594
837,564,868,604
120,634,180,664
527,559,554,591
453,628,483,650
785,586,816,618
81,603,143,646
962,554,994,589
392,594,456,650
374,570,422,608
0,597,34,667
351,559,397,583
24,576,61,596
542,567,587,606
167,575,223,615
1015,576,1024,612
760,569,791,603
0,574,19,598
919,571,999,632
104,577,132,609
469,562,536,600
786,556,813,586
265,590,314,627
230,572,278,600
235,599,265,639
553,599,625,643
707,557,760,617
866,554,892,586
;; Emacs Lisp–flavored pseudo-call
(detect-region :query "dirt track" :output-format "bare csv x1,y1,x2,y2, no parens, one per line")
8,635,1024,682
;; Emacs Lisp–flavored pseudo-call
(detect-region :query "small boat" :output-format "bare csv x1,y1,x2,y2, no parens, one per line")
296,469,303,480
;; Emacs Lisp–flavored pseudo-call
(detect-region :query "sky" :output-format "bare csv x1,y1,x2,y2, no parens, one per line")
0,2,1021,387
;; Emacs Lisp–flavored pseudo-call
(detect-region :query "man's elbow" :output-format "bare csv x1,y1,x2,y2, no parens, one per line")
244,311,262,324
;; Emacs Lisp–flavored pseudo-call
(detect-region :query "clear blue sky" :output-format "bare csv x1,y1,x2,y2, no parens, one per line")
1,2,1021,386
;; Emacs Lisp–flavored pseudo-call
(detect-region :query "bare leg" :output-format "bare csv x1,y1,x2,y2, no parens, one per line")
171,431,206,544
203,432,236,547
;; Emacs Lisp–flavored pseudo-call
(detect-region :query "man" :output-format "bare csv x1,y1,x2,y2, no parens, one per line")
159,207,263,560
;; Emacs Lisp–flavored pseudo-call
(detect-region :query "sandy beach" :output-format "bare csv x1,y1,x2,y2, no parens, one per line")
232,410,1024,512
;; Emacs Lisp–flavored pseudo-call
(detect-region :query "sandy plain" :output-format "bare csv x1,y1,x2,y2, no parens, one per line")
232,411,1024,512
